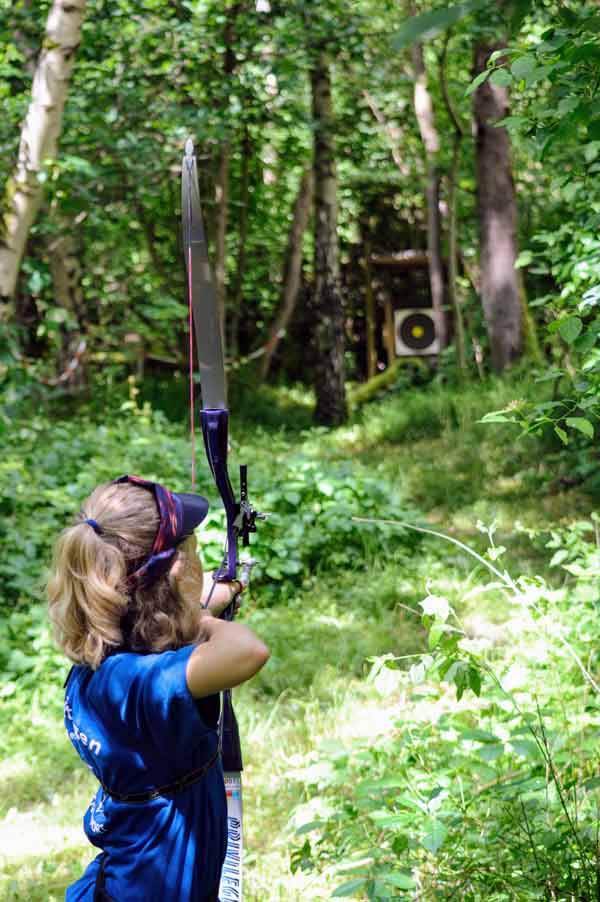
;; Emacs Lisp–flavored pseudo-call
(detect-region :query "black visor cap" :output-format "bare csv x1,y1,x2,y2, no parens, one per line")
175,492,210,542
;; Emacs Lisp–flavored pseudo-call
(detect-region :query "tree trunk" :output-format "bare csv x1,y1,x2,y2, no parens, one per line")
0,0,87,300
310,55,346,425
229,123,251,359
439,36,467,374
260,168,314,381
363,235,377,381
447,138,467,373
473,42,523,371
411,42,447,348
214,145,230,345
213,3,242,348
48,228,87,390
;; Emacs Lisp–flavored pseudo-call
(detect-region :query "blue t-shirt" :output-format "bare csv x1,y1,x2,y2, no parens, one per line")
64,645,227,901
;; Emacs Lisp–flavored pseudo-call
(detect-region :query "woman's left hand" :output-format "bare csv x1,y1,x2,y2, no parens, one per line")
171,535,244,617
202,576,243,618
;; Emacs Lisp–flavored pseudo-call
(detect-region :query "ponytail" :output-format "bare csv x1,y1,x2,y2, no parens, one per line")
48,480,203,668
47,481,159,668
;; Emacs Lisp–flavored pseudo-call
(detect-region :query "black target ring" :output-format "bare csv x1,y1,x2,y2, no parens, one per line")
398,312,436,351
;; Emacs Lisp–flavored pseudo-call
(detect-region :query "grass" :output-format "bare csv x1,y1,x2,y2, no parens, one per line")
0,376,594,900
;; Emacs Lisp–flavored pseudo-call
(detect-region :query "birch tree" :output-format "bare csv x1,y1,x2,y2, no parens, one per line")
0,0,87,300
411,40,447,349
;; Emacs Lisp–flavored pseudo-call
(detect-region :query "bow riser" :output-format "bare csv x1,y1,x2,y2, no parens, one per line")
200,408,238,582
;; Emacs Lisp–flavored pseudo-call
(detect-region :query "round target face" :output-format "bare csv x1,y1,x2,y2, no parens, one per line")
397,312,436,350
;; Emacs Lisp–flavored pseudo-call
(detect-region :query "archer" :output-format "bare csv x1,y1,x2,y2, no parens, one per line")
47,475,269,901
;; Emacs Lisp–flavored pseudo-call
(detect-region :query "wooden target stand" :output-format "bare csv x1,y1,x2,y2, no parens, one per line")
351,249,436,407
365,249,434,375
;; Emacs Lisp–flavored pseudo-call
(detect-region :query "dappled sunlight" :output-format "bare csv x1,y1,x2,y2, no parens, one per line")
0,807,86,862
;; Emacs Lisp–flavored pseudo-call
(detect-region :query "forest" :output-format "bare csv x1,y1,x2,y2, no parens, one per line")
1,0,600,899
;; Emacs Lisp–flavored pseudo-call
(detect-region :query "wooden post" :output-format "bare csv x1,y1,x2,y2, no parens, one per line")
383,296,396,366
364,243,377,380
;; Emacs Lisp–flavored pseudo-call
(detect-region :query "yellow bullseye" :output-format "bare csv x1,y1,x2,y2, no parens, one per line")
411,324,425,339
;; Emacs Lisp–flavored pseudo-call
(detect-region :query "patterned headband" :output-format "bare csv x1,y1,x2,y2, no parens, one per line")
113,475,185,592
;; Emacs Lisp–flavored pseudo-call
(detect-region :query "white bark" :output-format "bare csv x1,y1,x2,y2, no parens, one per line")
0,0,87,299
411,42,447,348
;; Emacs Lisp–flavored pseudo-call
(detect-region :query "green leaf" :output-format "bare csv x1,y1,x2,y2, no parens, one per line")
574,330,598,354
392,2,478,51
523,64,554,86
332,877,368,896
5,649,36,675
536,368,563,382
489,68,512,87
478,410,516,424
422,819,447,854
557,96,580,117
465,69,491,96
511,739,540,759
379,872,416,890
27,271,45,295
461,728,499,743
511,55,536,79
428,622,445,651
558,316,583,344
265,565,283,580
478,742,504,762
295,820,323,835
554,426,569,445
468,665,482,696
369,810,410,828
565,417,594,438
549,548,569,567
494,115,528,130
515,250,533,268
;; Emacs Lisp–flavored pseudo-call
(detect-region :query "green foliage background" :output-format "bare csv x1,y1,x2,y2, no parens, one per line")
2,0,600,899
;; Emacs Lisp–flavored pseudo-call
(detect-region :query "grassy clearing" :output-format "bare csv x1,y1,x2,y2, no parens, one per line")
0,377,593,900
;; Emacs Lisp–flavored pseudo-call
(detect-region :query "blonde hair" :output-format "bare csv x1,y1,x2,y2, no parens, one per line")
47,481,202,669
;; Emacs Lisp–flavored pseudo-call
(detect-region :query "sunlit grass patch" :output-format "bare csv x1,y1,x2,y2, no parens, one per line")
0,843,93,901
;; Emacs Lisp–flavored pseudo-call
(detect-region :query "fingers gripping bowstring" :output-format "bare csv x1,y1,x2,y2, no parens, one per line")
201,536,230,611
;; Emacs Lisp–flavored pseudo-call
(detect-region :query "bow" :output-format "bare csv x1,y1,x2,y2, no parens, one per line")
181,137,261,586
181,137,262,900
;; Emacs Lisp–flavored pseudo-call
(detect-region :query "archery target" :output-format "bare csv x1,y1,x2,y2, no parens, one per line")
394,309,440,356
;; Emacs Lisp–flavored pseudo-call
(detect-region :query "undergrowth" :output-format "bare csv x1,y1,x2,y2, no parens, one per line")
0,376,595,900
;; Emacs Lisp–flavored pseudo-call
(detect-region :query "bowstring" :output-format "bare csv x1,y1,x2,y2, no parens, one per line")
201,535,229,610
188,244,196,492
186,162,196,492
201,534,231,759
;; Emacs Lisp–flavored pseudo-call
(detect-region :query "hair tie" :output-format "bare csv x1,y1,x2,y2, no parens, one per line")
85,518,102,535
